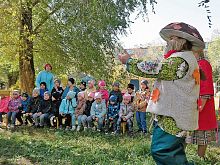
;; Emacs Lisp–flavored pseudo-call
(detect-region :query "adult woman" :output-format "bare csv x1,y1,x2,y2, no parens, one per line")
119,22,204,164
36,64,54,92
191,47,217,159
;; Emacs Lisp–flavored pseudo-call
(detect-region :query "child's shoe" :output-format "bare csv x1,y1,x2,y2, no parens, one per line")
65,126,70,131
11,124,15,129
76,126,81,131
7,124,11,129
71,126,76,131
84,127,88,131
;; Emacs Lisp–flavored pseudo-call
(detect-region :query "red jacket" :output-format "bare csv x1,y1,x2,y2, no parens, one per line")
0,96,10,113
198,59,217,130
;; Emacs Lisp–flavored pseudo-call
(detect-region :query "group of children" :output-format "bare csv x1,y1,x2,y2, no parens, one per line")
0,78,151,135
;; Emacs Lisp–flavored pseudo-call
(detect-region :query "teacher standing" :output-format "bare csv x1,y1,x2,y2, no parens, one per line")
36,64,54,92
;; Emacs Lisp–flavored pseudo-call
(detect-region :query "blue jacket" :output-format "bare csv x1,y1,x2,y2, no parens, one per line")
19,97,30,112
36,70,54,92
61,86,80,100
107,103,120,119
59,98,77,114
90,101,106,118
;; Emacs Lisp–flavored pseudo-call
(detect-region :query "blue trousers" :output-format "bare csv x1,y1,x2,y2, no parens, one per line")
151,125,190,165
136,111,147,131
7,112,18,125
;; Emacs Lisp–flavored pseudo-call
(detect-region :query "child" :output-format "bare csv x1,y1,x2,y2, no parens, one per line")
82,92,95,131
25,88,42,125
40,82,48,98
79,81,87,91
109,82,123,104
85,80,96,100
17,92,30,125
49,92,62,127
126,83,135,103
105,95,120,133
134,80,150,134
97,80,109,104
62,78,79,99
33,91,52,128
7,90,21,128
0,95,10,128
51,79,63,96
59,91,77,130
72,92,86,131
87,92,106,131
116,94,134,134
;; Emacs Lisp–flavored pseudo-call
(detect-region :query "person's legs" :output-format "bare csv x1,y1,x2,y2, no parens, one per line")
198,145,207,158
113,117,118,132
12,112,17,125
116,117,122,132
7,112,12,125
97,117,104,130
140,112,147,132
77,115,83,127
71,114,76,127
151,125,189,165
16,111,23,125
58,114,63,127
127,119,133,132
39,113,49,126
87,116,93,128
33,113,40,126
81,115,88,127
65,114,71,127
0,112,3,123
136,111,142,131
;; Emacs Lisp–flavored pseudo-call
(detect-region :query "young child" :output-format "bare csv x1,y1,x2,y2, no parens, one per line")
72,92,86,131
61,78,80,99
49,92,62,127
126,83,135,103
33,91,52,128
25,88,42,125
97,80,109,104
7,90,21,128
79,81,87,91
105,95,120,133
40,82,48,98
17,92,30,125
87,92,106,131
0,95,10,128
82,92,95,131
51,79,63,96
59,91,77,130
116,94,134,134
134,80,150,134
109,82,123,104
85,80,96,100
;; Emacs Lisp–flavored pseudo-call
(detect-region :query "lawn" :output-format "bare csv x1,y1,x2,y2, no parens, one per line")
0,127,220,165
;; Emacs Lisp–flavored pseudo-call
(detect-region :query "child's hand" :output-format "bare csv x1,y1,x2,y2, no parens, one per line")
122,117,127,121
38,112,42,115
29,113,33,116
109,117,113,120
95,118,99,122
22,111,25,113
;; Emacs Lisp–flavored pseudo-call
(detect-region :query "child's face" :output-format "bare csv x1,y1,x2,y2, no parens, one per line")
32,92,39,98
78,95,83,101
110,101,115,105
127,88,133,94
88,96,94,102
80,84,85,89
40,84,46,89
44,94,50,100
21,96,27,101
99,86,105,90
68,81,73,86
141,84,147,90
95,98,102,103
113,86,119,91
88,82,93,88
55,81,60,87
45,66,51,71
123,99,130,105
13,93,19,99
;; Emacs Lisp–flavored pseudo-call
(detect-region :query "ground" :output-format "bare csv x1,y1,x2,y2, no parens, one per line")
0,126,220,165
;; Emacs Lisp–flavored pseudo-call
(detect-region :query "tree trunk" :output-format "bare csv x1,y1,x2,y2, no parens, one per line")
19,3,35,94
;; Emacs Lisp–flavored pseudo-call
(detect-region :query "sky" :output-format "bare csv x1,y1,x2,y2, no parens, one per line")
119,0,220,48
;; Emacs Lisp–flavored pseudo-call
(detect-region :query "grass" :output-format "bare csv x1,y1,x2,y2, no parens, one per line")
0,127,220,165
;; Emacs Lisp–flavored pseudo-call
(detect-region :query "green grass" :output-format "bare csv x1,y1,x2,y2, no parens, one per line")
0,127,220,165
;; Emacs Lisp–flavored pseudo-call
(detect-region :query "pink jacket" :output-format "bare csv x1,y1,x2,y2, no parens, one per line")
0,96,10,113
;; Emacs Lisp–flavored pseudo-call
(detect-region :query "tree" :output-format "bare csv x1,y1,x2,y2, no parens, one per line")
0,0,157,94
